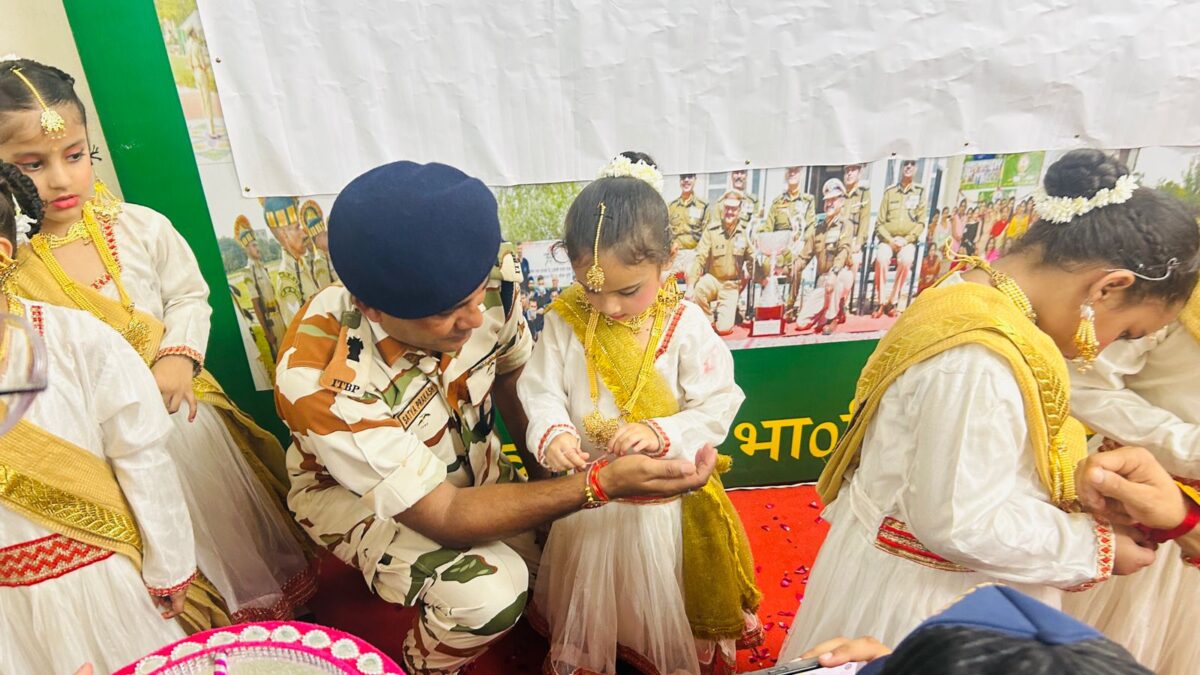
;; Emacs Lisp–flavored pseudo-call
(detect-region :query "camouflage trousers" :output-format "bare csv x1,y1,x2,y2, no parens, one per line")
373,529,541,675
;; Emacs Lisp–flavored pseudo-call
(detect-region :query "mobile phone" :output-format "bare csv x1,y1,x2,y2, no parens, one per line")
743,656,823,674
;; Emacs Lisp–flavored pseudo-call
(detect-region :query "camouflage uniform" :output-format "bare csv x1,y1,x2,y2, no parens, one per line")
275,253,536,675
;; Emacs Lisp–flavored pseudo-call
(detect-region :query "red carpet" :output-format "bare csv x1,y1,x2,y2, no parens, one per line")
307,484,829,673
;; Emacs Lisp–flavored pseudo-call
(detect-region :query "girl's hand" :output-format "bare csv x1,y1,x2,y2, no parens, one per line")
608,422,662,457
151,583,190,619
544,433,588,471
151,355,198,422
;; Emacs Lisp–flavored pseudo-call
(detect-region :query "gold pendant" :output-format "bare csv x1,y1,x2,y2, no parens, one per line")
123,316,151,357
583,409,619,447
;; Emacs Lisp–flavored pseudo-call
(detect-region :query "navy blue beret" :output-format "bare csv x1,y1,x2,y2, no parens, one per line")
328,161,502,319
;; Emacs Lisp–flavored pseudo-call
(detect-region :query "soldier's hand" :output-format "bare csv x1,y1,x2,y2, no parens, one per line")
608,422,662,457
544,433,588,472
1076,446,1189,529
599,445,717,499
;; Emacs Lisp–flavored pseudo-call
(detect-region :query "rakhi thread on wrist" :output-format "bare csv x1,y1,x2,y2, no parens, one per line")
1136,488,1200,544
585,458,611,507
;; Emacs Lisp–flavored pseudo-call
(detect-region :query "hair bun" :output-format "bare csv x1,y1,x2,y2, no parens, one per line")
1043,149,1129,200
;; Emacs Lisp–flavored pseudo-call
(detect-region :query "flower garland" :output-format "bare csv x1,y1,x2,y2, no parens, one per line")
1033,174,1138,224
597,154,664,194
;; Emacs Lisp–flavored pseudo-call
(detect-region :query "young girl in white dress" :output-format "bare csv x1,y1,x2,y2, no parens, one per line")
779,150,1200,661
0,58,313,622
1064,289,1200,675
0,163,225,673
519,153,761,675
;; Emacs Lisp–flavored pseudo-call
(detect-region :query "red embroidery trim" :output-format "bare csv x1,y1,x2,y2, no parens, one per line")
228,563,320,622
29,304,44,336
100,219,121,269
1067,518,1114,592
155,345,205,370
655,305,686,359
148,569,198,597
0,534,114,587
537,424,578,463
90,272,112,290
644,419,670,458
874,517,970,572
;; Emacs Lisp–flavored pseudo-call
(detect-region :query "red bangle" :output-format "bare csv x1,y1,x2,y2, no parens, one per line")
1138,490,1200,544
587,459,611,503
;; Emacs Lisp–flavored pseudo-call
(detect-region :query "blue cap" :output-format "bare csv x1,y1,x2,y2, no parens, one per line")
859,586,1108,674
328,161,502,319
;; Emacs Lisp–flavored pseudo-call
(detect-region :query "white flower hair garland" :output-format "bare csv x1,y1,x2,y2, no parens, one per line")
12,197,34,246
597,155,664,194
1033,174,1138,224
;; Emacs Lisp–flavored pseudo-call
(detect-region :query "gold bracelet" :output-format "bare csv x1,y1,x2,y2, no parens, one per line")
582,480,605,510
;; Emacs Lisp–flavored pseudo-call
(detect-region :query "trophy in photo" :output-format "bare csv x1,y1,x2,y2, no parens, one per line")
750,228,793,337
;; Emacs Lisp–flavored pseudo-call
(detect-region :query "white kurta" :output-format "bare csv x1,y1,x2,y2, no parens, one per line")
95,203,311,621
779,280,1108,660
1064,321,1200,675
0,300,193,675
518,300,746,675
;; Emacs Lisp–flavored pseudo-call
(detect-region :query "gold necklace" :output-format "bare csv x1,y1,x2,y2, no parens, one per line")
580,281,682,446
951,250,1037,322
38,221,91,249
28,188,152,359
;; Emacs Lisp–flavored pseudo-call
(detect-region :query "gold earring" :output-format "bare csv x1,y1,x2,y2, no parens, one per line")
1072,302,1099,372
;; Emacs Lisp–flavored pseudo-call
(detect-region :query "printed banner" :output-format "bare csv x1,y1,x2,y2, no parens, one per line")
193,0,1200,194
155,2,1200,486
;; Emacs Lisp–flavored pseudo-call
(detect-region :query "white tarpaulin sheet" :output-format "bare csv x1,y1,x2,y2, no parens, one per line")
198,0,1200,194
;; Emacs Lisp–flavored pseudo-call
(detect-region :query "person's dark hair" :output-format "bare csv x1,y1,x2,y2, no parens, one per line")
880,625,1151,675
0,160,43,243
1014,149,1200,304
0,59,86,142
563,175,671,268
619,150,657,168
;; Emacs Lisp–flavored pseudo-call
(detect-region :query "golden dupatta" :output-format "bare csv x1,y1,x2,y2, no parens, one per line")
0,419,229,633
1179,285,1200,343
818,280,1088,510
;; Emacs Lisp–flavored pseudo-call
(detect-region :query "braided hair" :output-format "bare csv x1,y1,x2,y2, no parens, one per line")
880,625,1152,675
0,160,44,242
1014,149,1200,304
0,58,86,140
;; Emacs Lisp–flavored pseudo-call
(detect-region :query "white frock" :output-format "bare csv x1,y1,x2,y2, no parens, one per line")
519,300,746,675
0,300,194,674
90,203,312,621
1064,320,1200,675
778,300,1110,660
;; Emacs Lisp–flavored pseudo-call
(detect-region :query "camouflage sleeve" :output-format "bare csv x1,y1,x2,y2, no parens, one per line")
275,302,447,519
